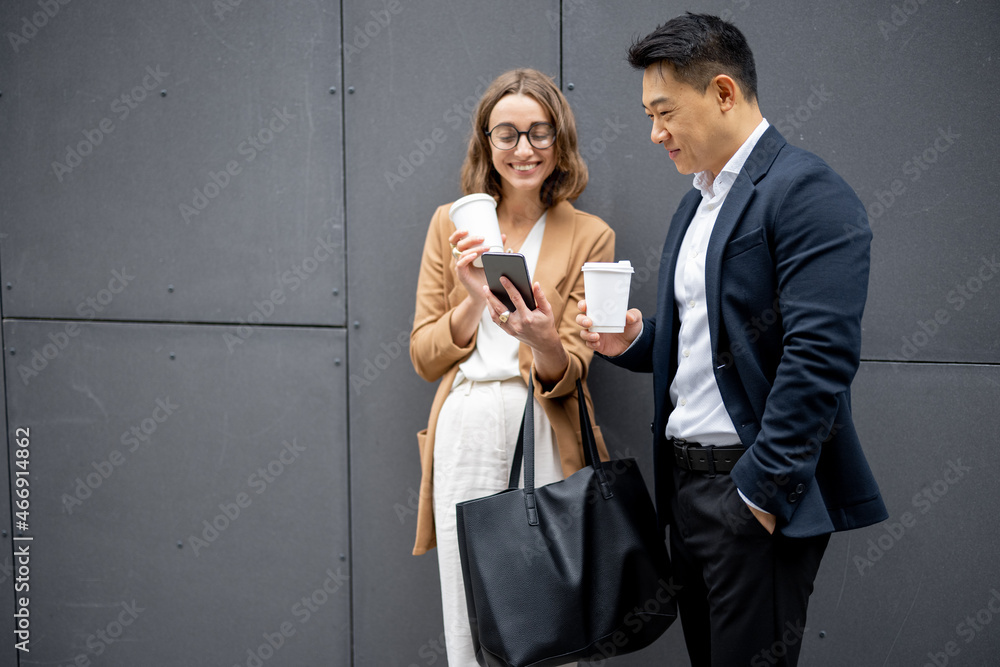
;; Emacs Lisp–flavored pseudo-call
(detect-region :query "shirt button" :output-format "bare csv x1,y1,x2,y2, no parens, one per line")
688,300,696,309
680,398,687,406
683,349,691,357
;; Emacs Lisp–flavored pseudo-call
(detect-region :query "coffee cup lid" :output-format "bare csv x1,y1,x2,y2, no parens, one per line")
449,193,497,218
581,260,634,273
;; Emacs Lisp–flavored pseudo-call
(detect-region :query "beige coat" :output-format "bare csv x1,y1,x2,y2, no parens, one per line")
410,199,614,555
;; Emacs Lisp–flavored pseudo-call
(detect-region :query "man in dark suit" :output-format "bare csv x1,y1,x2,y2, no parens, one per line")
577,13,887,667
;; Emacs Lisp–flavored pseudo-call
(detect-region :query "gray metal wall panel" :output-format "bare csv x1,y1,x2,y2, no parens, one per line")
803,362,1000,666
3,320,349,665
0,344,15,664
785,1,999,365
0,0,345,326
342,0,560,663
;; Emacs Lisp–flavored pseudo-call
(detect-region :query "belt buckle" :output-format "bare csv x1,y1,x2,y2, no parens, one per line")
676,438,692,472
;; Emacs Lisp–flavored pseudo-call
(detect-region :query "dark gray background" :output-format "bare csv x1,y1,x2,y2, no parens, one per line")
1,1,996,665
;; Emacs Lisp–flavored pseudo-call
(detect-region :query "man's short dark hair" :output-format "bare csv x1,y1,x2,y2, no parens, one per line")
627,12,758,104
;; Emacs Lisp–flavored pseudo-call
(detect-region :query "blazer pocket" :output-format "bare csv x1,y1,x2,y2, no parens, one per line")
723,227,766,260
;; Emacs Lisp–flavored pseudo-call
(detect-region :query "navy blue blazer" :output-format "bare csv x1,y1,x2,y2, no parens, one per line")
608,126,887,538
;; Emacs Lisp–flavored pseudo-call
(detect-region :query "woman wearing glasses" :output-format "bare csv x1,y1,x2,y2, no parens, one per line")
410,68,614,665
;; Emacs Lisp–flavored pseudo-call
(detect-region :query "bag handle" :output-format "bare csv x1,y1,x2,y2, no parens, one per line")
507,377,612,526
577,379,613,500
505,376,538,524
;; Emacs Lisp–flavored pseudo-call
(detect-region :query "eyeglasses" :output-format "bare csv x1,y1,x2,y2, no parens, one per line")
485,122,556,150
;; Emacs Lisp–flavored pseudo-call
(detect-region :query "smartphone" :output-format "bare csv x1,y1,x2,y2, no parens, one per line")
481,252,536,311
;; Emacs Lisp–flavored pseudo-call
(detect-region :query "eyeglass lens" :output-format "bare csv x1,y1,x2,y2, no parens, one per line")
487,123,555,150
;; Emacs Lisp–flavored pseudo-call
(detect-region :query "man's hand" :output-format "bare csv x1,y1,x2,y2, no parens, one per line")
747,503,776,534
576,299,643,357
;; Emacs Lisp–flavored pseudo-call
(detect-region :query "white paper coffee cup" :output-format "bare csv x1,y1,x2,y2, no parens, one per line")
449,193,503,268
582,260,634,333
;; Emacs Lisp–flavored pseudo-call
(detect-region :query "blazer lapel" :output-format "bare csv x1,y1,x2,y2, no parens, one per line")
661,193,699,317
705,176,753,359
652,190,699,409
517,200,574,383
532,200,575,295
704,126,785,360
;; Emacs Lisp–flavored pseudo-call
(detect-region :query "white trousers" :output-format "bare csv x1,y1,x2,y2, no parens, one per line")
432,375,574,667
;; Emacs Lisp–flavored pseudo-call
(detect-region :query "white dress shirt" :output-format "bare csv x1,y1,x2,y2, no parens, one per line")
667,120,771,513
666,119,770,445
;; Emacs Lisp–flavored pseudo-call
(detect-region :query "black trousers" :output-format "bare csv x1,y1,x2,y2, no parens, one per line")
669,466,829,667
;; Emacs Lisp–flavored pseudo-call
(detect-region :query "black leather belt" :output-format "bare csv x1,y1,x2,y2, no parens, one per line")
670,438,745,475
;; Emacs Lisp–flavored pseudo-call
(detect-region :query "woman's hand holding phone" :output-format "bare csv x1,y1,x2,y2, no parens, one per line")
482,278,567,383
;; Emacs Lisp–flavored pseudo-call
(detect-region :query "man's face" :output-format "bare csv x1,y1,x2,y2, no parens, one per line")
641,64,728,178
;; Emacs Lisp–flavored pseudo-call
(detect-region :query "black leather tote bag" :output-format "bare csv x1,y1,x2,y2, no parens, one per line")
455,378,676,666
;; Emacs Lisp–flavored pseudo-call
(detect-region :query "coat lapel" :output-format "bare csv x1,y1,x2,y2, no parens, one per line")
517,200,574,382
653,190,699,409
704,176,753,359
532,200,575,296
704,126,785,359
661,193,699,317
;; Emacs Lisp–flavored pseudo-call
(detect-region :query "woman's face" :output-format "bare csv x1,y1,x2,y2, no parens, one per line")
487,94,558,198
